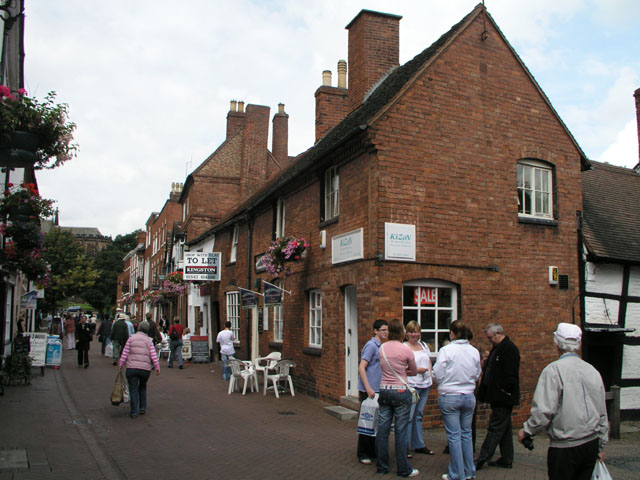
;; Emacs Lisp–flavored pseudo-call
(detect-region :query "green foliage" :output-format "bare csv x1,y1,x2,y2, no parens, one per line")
81,231,138,313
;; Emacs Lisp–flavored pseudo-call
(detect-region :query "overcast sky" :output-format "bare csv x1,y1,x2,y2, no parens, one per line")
22,0,640,238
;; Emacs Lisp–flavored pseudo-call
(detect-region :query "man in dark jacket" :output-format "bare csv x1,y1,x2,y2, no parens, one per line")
475,323,520,470
110,313,130,366
145,312,163,350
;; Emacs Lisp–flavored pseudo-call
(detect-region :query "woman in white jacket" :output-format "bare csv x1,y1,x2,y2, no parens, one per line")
433,320,481,480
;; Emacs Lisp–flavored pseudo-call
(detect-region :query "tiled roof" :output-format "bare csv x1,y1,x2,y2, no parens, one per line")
582,161,640,263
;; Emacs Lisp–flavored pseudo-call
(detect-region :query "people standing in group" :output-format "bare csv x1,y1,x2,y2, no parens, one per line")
168,317,184,369
433,320,481,480
75,315,93,368
376,319,419,478
64,315,75,350
118,321,160,418
356,319,388,466
404,320,435,456
97,316,113,356
475,323,520,471
216,321,235,381
518,323,608,480
111,313,130,366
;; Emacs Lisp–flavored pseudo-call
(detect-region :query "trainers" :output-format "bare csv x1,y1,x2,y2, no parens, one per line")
359,458,372,465
407,469,419,477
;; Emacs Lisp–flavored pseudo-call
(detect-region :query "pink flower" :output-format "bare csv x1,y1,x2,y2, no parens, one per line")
0,85,10,97
17,88,27,95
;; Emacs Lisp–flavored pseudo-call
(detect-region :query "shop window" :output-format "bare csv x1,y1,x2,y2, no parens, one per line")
402,280,457,352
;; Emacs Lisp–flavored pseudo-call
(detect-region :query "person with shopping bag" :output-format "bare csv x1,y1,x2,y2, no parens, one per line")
118,321,160,418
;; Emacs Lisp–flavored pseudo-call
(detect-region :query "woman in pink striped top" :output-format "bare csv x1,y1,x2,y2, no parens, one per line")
118,321,160,418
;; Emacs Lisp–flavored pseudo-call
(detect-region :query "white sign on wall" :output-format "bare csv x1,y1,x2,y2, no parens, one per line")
385,223,416,261
332,228,364,264
184,252,221,281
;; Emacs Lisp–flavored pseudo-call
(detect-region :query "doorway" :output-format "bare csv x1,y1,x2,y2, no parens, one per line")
344,285,359,396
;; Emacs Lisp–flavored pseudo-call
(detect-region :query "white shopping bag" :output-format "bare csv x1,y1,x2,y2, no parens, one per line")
105,343,113,358
357,394,379,437
591,460,612,480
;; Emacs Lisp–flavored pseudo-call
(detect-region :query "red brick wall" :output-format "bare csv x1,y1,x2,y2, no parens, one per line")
315,86,350,142
272,110,289,167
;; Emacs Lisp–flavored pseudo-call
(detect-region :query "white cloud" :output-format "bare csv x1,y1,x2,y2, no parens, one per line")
600,120,639,168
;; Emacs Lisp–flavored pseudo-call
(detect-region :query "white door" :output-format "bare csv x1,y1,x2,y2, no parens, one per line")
344,286,359,396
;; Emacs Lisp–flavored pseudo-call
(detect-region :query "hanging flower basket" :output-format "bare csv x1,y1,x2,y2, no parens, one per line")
261,236,309,277
0,131,40,169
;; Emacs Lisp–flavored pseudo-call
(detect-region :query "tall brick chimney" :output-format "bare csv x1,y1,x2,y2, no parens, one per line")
227,99,246,139
634,88,640,165
241,104,271,196
272,103,288,166
346,10,402,108
315,61,350,142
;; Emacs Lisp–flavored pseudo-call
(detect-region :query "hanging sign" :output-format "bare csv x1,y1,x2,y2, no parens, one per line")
184,252,221,281
240,288,259,309
414,287,436,305
264,282,283,306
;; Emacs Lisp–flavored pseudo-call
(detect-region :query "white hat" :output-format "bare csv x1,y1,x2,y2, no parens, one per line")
554,322,582,344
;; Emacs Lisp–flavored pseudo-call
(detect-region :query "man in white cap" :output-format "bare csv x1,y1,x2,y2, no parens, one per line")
518,322,608,480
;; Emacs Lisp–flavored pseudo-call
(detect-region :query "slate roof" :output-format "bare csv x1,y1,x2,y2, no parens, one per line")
582,161,640,263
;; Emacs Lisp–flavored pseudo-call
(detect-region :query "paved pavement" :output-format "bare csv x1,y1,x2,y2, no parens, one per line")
1,345,639,480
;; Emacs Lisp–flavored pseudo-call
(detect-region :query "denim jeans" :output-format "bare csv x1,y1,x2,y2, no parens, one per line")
376,388,413,476
126,368,151,416
406,387,431,450
221,353,232,381
169,339,183,367
439,393,476,480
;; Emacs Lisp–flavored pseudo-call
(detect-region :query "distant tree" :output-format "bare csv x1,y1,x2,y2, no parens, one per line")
41,228,100,313
81,231,138,314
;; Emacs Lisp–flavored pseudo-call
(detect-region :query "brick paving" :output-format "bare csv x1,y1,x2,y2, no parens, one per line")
1,346,639,479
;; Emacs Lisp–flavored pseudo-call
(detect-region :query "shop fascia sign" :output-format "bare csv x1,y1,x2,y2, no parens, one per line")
384,223,416,261
184,252,221,281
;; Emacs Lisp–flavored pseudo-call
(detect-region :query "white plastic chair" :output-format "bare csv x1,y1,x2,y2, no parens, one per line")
253,352,281,389
263,359,295,398
228,359,259,395
158,333,170,360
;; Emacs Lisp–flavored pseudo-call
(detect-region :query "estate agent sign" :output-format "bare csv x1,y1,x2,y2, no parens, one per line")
384,223,416,261
184,252,221,281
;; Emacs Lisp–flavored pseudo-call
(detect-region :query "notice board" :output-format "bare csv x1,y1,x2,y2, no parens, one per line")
190,336,210,363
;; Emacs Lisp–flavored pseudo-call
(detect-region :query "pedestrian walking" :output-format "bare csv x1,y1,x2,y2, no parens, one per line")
216,321,235,381
357,319,388,466
433,320,481,480
97,316,113,356
64,315,75,350
518,322,608,480
118,321,160,418
376,319,418,478
168,317,184,369
404,320,434,456
475,323,520,471
144,312,163,354
75,315,93,368
111,313,130,366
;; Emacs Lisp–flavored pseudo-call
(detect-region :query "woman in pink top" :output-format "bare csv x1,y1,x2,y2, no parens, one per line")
376,319,419,478
118,321,160,418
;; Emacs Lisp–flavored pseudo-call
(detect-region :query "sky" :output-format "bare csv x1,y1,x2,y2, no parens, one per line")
19,0,640,238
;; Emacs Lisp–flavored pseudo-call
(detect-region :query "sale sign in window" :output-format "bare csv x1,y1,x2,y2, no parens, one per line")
414,287,436,305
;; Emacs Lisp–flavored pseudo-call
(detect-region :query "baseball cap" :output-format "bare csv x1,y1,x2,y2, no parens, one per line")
554,322,582,344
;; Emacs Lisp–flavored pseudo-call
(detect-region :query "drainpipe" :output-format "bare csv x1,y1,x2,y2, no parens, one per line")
245,213,254,358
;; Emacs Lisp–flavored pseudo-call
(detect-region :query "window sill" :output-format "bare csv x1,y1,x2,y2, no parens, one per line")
518,216,557,226
319,216,339,229
303,346,322,357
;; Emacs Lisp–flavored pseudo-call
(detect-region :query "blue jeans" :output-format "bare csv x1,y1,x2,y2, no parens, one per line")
169,339,183,367
376,388,413,476
221,353,232,381
126,368,151,416
406,387,431,450
439,393,476,480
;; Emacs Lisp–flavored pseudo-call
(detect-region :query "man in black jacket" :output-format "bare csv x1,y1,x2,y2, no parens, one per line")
475,323,520,470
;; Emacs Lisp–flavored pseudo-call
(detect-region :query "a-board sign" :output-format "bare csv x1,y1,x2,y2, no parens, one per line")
184,252,221,281
23,332,47,367
181,339,192,360
190,336,209,363
46,335,62,366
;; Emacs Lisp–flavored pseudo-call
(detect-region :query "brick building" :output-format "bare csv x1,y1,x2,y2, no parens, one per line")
187,4,588,426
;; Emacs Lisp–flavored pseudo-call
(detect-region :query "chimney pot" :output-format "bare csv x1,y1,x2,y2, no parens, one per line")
322,70,332,87
337,60,347,89
278,103,285,114
238,101,245,113
230,100,237,112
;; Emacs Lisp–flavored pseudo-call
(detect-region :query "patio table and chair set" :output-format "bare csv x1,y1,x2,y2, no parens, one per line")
227,352,295,398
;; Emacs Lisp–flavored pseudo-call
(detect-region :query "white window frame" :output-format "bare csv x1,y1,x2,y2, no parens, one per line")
517,160,553,219
324,166,339,220
402,280,457,353
272,279,284,343
309,289,322,347
230,226,238,263
226,291,240,342
275,198,285,239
